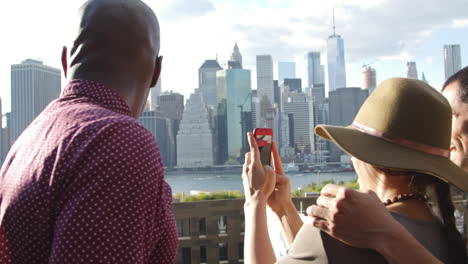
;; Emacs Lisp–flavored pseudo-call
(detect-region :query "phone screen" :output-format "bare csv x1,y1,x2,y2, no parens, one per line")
254,130,272,166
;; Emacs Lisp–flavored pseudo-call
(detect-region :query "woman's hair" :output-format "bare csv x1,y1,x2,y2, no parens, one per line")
375,167,467,264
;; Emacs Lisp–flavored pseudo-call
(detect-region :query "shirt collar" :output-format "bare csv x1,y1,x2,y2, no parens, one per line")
61,79,132,116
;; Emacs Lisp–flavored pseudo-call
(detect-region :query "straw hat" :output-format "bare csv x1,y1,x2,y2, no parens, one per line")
315,78,468,191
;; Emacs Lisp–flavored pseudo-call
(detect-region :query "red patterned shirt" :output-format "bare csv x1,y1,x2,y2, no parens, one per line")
0,79,178,263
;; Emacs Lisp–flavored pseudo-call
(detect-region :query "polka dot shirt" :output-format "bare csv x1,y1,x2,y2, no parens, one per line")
0,79,178,263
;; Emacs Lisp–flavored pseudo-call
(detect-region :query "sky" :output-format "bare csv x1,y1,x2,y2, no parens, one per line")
1,0,468,113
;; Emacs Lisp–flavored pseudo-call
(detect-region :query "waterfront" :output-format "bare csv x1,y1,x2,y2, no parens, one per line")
165,170,357,194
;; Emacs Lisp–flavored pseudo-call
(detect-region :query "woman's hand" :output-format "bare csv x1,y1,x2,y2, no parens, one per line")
267,141,294,216
242,133,276,207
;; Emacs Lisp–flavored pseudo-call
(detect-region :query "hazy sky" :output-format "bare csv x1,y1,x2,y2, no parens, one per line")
1,0,468,112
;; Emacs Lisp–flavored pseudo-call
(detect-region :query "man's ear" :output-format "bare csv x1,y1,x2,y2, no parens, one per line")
150,56,162,88
61,46,68,78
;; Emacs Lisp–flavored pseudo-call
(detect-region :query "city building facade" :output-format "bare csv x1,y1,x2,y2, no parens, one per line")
328,87,369,161
307,51,325,89
10,59,61,144
444,44,462,80
138,111,177,167
362,66,377,93
199,60,223,108
177,90,215,167
230,43,243,69
256,55,275,128
281,78,302,93
283,92,314,154
327,17,347,93
216,68,252,160
406,62,418,79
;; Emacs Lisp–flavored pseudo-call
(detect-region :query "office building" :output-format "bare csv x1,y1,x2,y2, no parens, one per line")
307,51,325,88
216,67,252,159
444,44,462,80
313,102,329,164
10,59,61,144
149,79,162,110
157,91,184,139
273,80,281,108
278,61,296,81
177,89,215,167
256,55,275,128
327,14,347,93
281,78,302,93
406,62,418,79
230,42,243,69
251,90,259,129
138,111,176,167
283,92,314,154
199,59,223,108
328,87,369,161
362,66,377,93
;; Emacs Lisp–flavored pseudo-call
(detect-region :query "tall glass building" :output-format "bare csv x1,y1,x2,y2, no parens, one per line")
11,59,61,144
216,68,252,159
327,34,346,93
444,44,462,80
199,59,223,108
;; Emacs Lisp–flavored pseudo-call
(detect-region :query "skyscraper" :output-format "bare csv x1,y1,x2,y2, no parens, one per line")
157,91,184,165
307,51,325,88
256,55,274,128
283,92,314,154
362,66,377,93
177,89,215,167
230,42,243,69
444,44,462,80
328,87,369,161
199,59,223,107
216,67,252,159
327,13,347,93
138,111,176,167
278,62,296,81
406,62,418,79
281,78,302,93
11,59,61,143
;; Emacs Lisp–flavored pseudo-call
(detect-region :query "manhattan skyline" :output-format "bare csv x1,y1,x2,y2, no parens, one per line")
1,0,468,113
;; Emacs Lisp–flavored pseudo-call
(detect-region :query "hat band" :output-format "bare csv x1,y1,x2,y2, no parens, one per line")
352,121,450,158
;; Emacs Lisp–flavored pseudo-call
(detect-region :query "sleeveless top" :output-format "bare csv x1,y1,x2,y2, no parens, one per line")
278,211,448,264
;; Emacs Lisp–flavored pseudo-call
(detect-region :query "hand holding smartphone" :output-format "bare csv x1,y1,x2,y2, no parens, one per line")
253,128,273,166
247,128,273,190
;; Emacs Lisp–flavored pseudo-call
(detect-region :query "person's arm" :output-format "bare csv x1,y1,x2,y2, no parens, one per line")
267,142,303,246
49,122,177,264
243,133,277,264
308,184,443,264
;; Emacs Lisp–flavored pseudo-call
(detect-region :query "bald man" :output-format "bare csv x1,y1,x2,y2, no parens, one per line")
0,0,178,263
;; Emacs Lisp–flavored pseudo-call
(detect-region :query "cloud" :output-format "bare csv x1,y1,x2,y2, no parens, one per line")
452,19,468,28
154,0,215,21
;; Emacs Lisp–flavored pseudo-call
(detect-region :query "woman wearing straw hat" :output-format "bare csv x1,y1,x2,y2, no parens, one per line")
242,78,468,263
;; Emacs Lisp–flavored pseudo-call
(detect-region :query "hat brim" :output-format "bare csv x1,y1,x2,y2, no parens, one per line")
315,124,468,192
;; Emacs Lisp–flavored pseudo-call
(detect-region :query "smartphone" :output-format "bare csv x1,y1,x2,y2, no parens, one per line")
253,128,273,166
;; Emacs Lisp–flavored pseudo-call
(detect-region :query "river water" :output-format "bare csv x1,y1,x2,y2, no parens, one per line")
165,170,357,194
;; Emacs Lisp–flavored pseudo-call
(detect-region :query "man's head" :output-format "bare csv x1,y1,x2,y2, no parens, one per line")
62,0,161,118
442,66,468,172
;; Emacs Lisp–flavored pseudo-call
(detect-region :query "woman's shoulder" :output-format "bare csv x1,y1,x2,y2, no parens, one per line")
389,211,448,263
